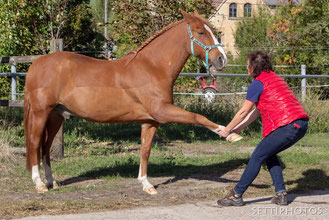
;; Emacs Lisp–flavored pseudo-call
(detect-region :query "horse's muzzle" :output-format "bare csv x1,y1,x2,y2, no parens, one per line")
211,56,226,71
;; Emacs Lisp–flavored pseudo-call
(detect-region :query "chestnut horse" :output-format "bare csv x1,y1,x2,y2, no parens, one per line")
24,10,237,194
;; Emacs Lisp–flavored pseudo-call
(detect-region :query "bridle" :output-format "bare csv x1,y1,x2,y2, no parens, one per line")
187,24,223,76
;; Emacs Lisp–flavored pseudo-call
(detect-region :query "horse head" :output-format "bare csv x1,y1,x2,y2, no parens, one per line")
181,9,227,72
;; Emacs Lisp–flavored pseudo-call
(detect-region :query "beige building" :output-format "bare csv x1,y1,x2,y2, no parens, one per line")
209,0,299,55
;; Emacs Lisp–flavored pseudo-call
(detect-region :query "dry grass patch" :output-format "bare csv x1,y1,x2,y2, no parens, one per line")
0,136,17,174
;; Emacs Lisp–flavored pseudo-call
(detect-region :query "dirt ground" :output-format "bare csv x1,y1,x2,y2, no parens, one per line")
1,142,328,219
17,189,329,220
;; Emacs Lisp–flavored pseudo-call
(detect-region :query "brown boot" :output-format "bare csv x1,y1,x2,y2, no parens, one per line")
217,189,245,206
271,192,288,206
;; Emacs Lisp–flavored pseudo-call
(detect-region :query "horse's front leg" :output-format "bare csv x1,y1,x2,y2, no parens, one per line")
152,103,222,133
138,122,159,195
151,103,242,141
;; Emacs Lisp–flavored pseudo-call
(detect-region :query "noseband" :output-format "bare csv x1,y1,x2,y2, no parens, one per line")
187,24,222,75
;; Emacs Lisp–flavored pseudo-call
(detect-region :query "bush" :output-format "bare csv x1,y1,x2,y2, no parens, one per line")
302,91,329,134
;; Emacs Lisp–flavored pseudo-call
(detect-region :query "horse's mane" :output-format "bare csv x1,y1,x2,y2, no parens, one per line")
127,19,185,57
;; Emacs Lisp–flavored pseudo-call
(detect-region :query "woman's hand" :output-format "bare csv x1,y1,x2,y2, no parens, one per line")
219,127,230,138
220,100,255,138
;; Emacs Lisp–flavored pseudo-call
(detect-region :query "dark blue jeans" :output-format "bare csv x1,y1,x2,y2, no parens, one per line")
234,118,308,195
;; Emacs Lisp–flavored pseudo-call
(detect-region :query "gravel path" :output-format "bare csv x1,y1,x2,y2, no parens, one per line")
17,189,329,220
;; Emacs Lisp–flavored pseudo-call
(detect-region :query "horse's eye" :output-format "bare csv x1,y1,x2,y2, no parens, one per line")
198,32,205,36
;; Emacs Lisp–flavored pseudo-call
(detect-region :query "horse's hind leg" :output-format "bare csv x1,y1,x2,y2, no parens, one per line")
27,109,51,193
138,122,159,195
42,110,64,189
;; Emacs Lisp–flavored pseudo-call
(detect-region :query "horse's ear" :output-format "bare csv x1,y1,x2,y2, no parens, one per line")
193,10,211,26
180,8,194,24
193,10,207,22
193,10,201,17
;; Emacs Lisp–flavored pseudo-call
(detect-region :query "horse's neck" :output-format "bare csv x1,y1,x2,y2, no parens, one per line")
131,22,190,80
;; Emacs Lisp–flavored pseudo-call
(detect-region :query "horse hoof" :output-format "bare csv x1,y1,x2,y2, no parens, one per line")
214,125,225,134
36,185,48,193
226,133,243,142
52,181,59,189
48,181,59,189
143,187,158,195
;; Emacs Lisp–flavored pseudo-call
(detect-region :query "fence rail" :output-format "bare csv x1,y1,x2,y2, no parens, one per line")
0,55,42,101
0,55,43,64
1,55,328,160
1,55,329,104
180,72,329,78
0,100,23,107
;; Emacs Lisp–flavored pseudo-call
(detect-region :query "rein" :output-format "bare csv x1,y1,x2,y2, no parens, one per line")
187,24,222,77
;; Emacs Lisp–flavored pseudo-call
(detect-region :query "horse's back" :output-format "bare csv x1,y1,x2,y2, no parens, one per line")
28,52,100,78
25,52,151,122
26,52,109,93
25,52,101,107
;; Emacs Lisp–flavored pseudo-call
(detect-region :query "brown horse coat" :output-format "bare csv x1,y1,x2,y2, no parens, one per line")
24,10,230,194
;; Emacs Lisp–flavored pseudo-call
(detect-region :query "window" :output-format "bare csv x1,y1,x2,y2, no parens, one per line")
244,3,252,17
229,3,237,18
217,32,222,44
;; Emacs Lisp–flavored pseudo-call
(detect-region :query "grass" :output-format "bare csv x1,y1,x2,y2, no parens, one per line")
2,140,328,191
0,93,328,218
0,137,328,218
20,134,329,186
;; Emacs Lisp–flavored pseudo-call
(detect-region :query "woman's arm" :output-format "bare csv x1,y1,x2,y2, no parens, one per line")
232,108,260,133
219,100,255,138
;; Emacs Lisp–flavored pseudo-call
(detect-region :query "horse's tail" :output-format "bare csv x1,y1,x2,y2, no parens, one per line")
24,94,32,172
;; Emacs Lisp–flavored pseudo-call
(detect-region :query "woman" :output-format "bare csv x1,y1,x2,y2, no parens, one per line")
218,51,308,206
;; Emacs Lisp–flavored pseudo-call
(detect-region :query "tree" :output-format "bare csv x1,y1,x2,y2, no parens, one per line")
269,0,329,96
270,0,329,70
234,0,329,93
90,0,112,32
108,0,215,92
0,0,103,98
235,0,329,70
0,0,101,56
234,6,273,65
109,0,214,57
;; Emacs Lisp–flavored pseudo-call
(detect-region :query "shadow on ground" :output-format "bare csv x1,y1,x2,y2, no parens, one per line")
243,169,329,205
60,159,329,205
287,169,329,203
60,157,271,190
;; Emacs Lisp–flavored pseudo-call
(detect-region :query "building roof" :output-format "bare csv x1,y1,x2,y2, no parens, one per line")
263,0,301,6
211,0,224,7
211,0,302,8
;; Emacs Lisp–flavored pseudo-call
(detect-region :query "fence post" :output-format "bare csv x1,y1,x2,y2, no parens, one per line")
301,64,306,101
11,62,17,100
104,0,109,57
50,39,64,159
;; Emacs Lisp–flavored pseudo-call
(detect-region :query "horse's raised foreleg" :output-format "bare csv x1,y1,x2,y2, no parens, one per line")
152,103,223,134
138,122,159,195
27,109,51,193
42,110,64,189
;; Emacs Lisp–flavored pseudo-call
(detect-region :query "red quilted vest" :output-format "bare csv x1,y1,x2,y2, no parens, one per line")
255,71,309,138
